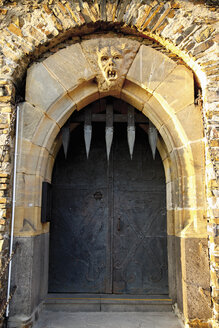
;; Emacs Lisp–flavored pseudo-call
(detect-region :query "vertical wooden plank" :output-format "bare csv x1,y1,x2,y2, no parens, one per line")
106,152,114,293
105,102,114,293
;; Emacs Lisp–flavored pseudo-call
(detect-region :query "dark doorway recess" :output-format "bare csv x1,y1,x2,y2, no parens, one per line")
49,111,168,295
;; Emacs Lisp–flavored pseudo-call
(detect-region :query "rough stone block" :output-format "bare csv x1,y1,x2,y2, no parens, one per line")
180,173,206,209
127,45,177,93
68,81,99,111
17,138,49,177
162,156,171,184
44,154,55,183
18,102,44,141
167,235,177,303
31,114,60,151
43,43,95,93
160,117,187,149
176,104,204,142
25,62,66,112
121,80,151,111
15,173,43,209
10,234,49,318
155,65,194,113
181,238,212,320
47,94,76,128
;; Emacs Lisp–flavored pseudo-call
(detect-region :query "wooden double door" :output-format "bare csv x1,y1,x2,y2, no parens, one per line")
49,122,168,295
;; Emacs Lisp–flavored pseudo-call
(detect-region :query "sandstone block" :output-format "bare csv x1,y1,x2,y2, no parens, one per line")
25,62,66,112
43,43,95,93
127,45,177,93
47,94,76,128
121,80,151,111
155,65,194,113
160,117,186,149
18,102,44,141
68,81,99,111
176,104,204,142
181,238,212,320
31,115,60,152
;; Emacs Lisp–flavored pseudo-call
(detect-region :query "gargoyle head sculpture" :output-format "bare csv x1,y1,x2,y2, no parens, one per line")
97,46,123,85
81,38,140,93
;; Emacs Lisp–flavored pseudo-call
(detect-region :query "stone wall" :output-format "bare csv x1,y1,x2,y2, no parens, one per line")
0,1,218,327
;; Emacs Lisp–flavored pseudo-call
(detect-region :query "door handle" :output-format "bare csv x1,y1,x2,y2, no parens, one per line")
117,217,121,232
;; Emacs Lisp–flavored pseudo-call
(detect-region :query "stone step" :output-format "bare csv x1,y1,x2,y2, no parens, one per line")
44,294,172,312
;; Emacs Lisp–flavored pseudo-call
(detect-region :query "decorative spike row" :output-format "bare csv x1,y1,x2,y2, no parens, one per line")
127,106,135,160
61,125,70,159
84,108,92,159
148,121,158,160
105,103,114,161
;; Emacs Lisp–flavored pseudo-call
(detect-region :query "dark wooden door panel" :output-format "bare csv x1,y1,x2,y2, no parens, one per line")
49,124,110,293
49,122,168,295
49,187,108,293
112,127,167,294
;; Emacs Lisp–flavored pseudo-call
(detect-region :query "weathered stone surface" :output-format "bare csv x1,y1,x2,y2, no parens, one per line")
127,45,177,93
176,104,204,142
68,81,99,111
10,234,49,317
25,62,66,112
182,238,212,320
81,37,140,95
43,43,95,93
155,65,194,113
121,80,151,111
15,173,43,209
31,114,60,151
46,94,76,128
18,102,44,141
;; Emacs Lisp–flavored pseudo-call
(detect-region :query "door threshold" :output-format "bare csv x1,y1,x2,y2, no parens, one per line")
45,293,172,312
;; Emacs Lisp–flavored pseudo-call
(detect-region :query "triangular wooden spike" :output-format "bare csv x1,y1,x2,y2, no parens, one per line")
127,106,135,160
105,103,114,161
148,121,158,160
61,125,70,159
105,127,113,161
84,125,92,159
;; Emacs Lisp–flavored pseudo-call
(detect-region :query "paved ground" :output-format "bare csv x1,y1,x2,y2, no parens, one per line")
33,311,183,328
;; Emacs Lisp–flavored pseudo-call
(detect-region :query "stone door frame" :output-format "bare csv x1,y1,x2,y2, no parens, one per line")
10,36,210,326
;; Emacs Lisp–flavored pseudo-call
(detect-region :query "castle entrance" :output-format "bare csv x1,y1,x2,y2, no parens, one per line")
48,100,168,295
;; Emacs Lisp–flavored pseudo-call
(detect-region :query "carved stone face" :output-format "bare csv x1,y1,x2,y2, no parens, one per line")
81,37,140,94
97,46,123,85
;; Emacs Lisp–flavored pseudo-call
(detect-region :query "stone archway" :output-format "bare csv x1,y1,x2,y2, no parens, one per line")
10,36,210,327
